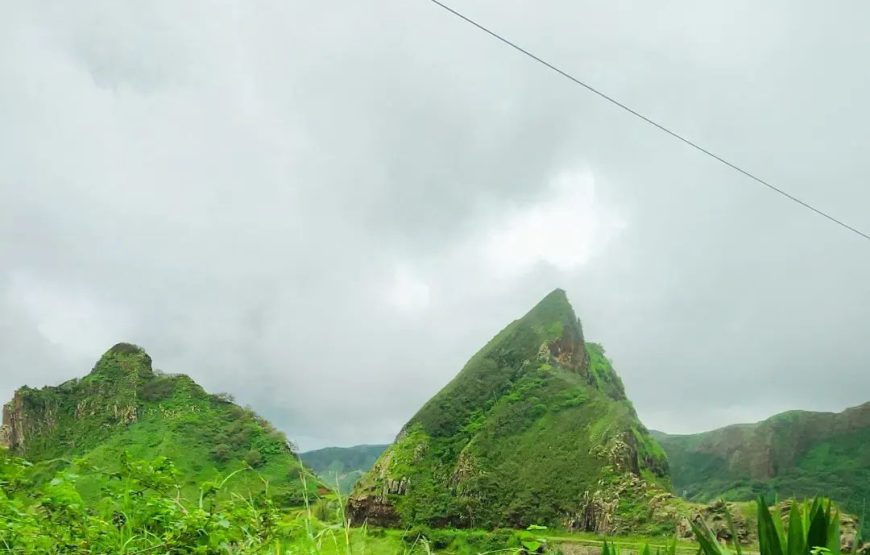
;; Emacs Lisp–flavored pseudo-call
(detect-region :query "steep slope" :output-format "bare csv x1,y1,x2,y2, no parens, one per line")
655,402,870,515
0,343,315,505
300,444,389,493
348,289,677,532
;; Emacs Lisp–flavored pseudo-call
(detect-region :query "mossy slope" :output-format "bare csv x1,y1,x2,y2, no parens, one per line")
348,290,673,532
655,402,870,515
0,343,315,505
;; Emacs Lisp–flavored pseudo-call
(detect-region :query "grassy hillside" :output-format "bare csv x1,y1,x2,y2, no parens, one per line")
0,343,317,506
349,289,679,533
300,444,388,493
655,402,870,515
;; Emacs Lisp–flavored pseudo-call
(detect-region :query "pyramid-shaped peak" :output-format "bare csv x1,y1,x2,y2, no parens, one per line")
90,342,153,378
519,288,583,339
349,288,670,530
525,288,571,316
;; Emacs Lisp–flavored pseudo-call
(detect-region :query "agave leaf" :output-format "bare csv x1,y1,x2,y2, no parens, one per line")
691,515,730,555
807,499,830,551
757,496,785,555
826,506,840,555
787,501,807,555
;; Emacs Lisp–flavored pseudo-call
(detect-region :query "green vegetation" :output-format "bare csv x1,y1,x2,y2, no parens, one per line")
4,447,693,554
656,403,870,515
1,343,313,507
349,289,673,531
300,445,388,494
1,305,867,553
692,497,849,555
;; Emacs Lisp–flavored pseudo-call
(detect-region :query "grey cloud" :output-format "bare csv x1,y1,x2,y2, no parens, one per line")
1,0,868,448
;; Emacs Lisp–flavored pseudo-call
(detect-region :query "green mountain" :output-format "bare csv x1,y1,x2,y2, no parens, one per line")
300,444,388,494
0,343,315,505
348,289,681,533
654,402,870,515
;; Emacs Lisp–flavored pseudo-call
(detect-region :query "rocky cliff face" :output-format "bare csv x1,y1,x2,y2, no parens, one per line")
655,401,870,515
0,393,27,451
348,289,672,532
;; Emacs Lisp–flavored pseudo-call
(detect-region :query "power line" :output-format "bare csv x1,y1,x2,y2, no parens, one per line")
429,0,870,242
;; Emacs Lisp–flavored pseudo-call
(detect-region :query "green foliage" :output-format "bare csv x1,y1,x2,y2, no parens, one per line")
691,497,842,555
0,449,469,554
245,449,265,468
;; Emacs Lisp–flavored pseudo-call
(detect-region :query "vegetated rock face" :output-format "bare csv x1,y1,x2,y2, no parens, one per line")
0,343,313,505
654,401,870,516
348,289,675,533
0,344,152,457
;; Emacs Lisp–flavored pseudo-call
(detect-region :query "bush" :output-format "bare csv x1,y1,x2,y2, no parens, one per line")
210,443,232,463
245,449,265,468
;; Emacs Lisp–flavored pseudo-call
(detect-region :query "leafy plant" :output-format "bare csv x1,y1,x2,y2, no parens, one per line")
517,524,548,553
692,497,842,555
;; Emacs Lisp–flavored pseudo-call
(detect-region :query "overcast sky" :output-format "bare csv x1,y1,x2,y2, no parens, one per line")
2,1,868,450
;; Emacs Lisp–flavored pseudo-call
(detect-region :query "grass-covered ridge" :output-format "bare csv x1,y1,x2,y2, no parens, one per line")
348,289,674,532
0,343,316,506
655,401,870,516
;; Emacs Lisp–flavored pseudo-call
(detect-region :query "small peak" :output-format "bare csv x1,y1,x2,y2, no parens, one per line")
521,289,586,372
90,342,153,378
107,342,148,356
521,288,576,325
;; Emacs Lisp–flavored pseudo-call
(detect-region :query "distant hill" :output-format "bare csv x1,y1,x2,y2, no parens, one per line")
654,402,870,515
348,289,684,533
0,343,317,505
300,444,388,494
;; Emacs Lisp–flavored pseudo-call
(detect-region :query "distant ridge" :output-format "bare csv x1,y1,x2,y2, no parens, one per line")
300,444,389,494
655,401,870,514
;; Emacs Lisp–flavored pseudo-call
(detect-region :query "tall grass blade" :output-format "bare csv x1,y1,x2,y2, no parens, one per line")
724,503,743,555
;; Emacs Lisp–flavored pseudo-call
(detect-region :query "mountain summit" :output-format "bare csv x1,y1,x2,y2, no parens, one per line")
348,290,673,531
0,343,313,505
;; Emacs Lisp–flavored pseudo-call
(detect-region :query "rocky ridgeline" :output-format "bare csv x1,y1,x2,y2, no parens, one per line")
0,343,151,459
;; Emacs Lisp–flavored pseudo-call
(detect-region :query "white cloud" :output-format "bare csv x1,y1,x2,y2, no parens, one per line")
480,170,626,276
6,272,133,363
386,265,431,312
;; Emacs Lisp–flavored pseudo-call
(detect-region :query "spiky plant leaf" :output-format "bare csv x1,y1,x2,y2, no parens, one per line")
786,500,807,555
691,515,731,555
757,497,785,555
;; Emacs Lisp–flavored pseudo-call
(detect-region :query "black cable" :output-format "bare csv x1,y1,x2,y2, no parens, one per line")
429,0,870,242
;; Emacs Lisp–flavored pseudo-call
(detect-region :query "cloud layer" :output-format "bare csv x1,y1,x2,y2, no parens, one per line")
2,1,869,448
